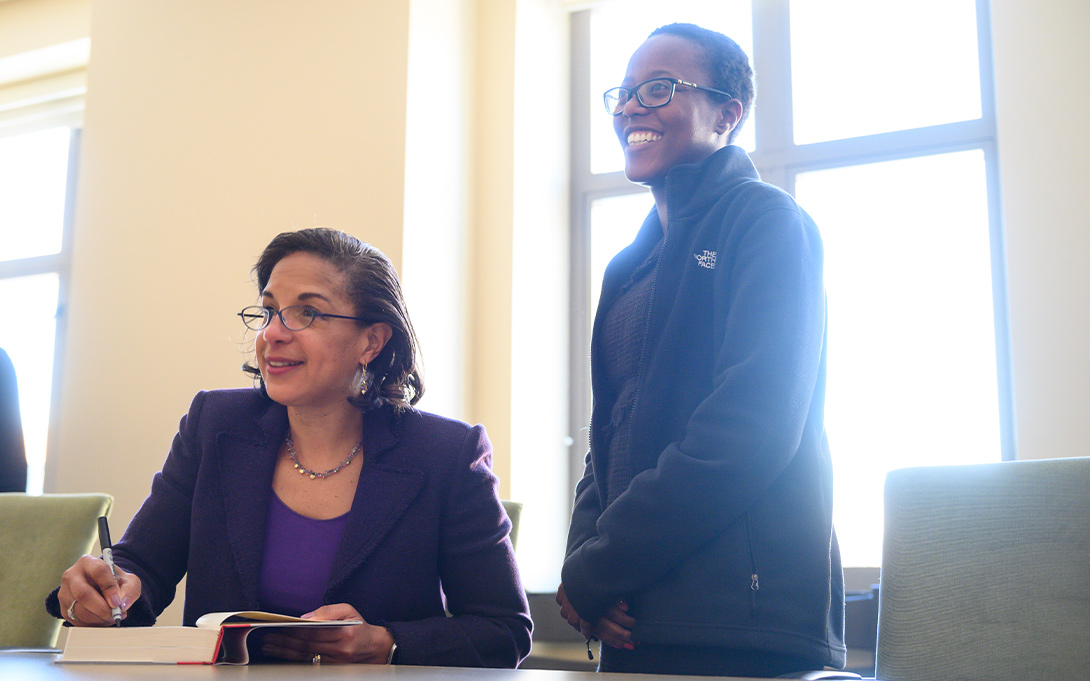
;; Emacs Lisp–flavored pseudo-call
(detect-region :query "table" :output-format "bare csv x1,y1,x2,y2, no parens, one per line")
0,650,755,681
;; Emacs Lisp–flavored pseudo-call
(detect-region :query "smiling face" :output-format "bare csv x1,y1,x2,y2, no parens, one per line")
255,252,382,414
614,34,736,191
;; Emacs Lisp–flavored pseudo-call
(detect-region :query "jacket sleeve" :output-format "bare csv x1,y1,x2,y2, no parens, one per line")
564,451,603,558
384,424,533,668
116,392,211,623
45,391,209,626
562,202,827,623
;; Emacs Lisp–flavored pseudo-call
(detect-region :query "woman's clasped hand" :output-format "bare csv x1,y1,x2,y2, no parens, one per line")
259,604,393,664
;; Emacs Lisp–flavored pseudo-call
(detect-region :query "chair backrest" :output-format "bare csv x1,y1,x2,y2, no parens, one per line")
0,493,113,649
501,500,522,551
876,458,1090,681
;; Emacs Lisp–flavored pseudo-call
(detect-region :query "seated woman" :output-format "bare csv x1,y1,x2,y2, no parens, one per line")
47,227,532,668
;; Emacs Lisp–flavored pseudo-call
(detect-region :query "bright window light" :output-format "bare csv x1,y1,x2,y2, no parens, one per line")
0,124,73,495
796,150,1001,566
0,127,70,262
790,0,981,144
0,274,60,495
589,191,653,314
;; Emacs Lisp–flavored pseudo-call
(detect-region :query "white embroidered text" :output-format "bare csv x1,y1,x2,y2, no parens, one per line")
694,250,717,269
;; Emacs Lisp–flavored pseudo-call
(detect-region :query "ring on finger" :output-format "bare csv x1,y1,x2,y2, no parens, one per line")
311,653,321,665
66,600,80,622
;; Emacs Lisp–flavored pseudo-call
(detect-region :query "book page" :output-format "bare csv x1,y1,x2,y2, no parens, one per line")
58,626,221,664
60,614,364,665
196,610,364,628
195,611,319,629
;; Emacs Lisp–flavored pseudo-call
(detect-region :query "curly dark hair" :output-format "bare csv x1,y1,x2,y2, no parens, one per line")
649,23,756,144
242,227,424,413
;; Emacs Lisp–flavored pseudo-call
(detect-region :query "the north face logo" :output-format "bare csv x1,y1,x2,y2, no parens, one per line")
694,250,717,269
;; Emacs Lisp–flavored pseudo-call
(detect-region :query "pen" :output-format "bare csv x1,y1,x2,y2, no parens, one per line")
97,516,123,626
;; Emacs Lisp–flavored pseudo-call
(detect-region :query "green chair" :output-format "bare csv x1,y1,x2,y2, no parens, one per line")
0,493,113,649
501,500,522,551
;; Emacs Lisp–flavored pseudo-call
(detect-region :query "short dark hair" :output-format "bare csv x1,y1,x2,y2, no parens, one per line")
242,227,424,413
649,23,755,144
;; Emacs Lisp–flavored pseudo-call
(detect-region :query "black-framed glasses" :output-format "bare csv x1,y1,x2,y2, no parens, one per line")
238,305,372,331
603,77,732,115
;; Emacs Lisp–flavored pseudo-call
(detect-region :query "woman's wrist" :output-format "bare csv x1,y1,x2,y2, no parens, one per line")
371,625,397,665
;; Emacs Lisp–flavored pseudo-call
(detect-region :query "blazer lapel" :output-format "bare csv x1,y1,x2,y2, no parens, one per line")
217,401,286,609
326,409,425,593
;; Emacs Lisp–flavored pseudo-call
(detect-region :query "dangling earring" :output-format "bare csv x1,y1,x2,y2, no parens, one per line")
359,363,369,395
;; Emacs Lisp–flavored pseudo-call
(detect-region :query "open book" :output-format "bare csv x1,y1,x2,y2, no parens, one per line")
58,611,362,665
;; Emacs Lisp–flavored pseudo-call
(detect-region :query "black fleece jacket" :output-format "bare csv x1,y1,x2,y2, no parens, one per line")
562,145,846,668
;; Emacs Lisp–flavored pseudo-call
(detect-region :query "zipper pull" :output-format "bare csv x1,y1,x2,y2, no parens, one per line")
585,637,596,660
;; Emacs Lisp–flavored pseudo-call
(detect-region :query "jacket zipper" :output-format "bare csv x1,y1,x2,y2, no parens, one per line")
627,204,670,423
744,511,760,616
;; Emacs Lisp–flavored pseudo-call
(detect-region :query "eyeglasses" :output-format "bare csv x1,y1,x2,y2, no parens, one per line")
603,77,732,115
238,305,372,331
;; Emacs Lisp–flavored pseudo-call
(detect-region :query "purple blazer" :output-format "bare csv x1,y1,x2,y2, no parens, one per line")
51,389,531,668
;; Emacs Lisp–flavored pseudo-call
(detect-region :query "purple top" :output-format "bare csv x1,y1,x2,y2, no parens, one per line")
258,492,349,616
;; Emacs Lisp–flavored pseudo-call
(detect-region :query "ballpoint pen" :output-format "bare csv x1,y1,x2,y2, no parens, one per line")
97,516,123,626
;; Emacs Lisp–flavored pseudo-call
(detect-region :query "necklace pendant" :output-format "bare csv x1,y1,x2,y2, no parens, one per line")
309,473,317,479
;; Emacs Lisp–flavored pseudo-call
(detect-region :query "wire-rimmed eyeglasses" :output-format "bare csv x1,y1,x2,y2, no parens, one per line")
238,305,373,331
603,77,732,115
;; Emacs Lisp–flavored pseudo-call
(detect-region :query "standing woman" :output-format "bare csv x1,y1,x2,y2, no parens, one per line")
49,228,531,668
557,24,846,677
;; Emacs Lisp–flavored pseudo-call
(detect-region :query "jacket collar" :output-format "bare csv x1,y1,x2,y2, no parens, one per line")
611,146,759,282
663,144,760,226
214,400,421,608
326,408,424,595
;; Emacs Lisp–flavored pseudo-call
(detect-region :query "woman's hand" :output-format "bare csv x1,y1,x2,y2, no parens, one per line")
260,604,395,664
593,600,636,650
59,555,140,626
556,584,636,650
555,583,594,639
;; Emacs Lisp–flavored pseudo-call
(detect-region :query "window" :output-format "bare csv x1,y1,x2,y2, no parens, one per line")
0,39,87,494
0,126,79,495
569,0,1008,570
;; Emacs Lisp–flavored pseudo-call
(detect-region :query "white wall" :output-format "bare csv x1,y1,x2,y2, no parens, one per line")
402,0,474,422
0,0,88,61
991,0,1090,460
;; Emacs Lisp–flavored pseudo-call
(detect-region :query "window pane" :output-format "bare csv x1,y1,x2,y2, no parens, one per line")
0,127,71,262
795,150,1000,567
589,1,753,175
0,273,60,495
790,0,981,144
590,191,653,314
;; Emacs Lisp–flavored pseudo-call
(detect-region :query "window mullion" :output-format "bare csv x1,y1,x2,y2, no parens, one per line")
751,118,996,174
568,9,595,494
749,0,794,186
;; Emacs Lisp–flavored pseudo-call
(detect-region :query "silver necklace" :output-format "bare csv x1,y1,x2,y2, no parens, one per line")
285,435,362,480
